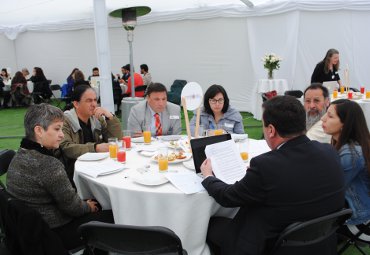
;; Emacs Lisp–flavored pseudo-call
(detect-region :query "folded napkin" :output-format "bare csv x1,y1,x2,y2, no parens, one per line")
78,159,127,178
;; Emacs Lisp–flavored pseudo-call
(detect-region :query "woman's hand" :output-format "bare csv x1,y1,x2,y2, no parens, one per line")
86,199,99,212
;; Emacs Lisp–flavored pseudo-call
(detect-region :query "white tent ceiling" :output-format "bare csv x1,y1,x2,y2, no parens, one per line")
1,0,370,114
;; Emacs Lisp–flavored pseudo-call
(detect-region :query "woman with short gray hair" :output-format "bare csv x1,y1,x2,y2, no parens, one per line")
7,103,113,253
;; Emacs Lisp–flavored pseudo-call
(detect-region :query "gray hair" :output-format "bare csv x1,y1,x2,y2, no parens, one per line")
24,103,64,141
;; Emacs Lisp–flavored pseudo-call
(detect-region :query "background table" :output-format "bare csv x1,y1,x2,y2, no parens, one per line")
251,79,289,120
74,139,270,255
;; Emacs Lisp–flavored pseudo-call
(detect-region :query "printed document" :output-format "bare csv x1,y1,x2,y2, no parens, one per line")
205,140,246,184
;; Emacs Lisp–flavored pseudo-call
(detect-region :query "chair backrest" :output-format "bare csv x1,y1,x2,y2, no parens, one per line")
78,221,186,255
284,90,303,98
135,85,148,92
50,84,61,91
262,90,277,102
0,150,16,176
0,187,68,255
270,208,352,255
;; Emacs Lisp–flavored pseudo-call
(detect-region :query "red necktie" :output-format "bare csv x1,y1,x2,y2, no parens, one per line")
155,113,162,136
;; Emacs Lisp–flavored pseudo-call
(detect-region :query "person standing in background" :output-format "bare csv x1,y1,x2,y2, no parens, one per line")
311,48,342,87
140,64,152,86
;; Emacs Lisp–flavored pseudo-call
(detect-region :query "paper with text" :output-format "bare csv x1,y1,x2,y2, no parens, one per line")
165,172,205,194
78,159,127,178
205,140,246,184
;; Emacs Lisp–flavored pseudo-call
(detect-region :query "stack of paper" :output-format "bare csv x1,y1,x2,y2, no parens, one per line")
78,159,127,178
165,172,205,194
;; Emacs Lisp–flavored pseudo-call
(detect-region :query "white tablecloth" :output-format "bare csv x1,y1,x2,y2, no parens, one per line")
251,79,289,120
74,138,270,255
332,94,370,130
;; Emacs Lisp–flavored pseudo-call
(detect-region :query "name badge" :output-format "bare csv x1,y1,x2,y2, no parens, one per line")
170,115,180,120
224,123,234,128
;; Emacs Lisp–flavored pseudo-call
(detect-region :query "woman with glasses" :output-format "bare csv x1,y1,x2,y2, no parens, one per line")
190,84,244,135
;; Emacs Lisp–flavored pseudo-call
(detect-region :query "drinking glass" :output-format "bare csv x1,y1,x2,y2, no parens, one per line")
332,90,338,99
347,91,353,99
340,86,345,94
360,86,365,94
158,147,168,172
122,130,132,150
143,125,151,145
117,146,126,164
108,138,118,159
366,91,370,99
239,136,249,162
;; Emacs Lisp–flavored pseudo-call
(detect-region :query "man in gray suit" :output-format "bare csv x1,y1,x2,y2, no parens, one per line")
128,83,181,136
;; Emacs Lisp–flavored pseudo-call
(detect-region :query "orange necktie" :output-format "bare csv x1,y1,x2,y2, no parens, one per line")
155,113,162,136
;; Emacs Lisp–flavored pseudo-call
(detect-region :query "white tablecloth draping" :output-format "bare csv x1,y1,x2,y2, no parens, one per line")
74,138,270,255
251,79,289,120
331,94,370,130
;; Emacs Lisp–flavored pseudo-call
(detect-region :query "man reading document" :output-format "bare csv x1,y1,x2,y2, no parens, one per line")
200,96,345,255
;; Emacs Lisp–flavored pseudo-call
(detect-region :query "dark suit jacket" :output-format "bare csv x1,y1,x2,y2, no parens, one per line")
202,135,345,255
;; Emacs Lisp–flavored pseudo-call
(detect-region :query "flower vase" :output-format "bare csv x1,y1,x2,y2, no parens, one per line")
268,70,274,79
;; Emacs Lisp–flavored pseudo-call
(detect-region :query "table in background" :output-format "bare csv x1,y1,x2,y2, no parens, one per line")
251,79,289,120
74,139,270,255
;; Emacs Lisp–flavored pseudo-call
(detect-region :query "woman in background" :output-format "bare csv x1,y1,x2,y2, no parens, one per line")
311,48,342,86
73,70,90,89
321,99,370,231
10,71,31,107
7,103,113,253
190,84,244,135
30,67,52,103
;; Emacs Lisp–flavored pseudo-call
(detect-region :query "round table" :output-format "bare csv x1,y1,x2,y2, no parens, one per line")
74,138,269,255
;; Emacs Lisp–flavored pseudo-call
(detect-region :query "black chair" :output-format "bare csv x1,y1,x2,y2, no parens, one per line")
78,221,188,255
50,84,63,107
284,90,303,98
168,80,187,105
135,85,148,97
32,80,52,104
337,221,370,255
0,150,15,188
0,186,71,255
269,208,352,255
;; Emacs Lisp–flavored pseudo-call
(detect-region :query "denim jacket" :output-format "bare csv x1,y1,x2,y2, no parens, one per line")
339,143,370,225
189,106,244,136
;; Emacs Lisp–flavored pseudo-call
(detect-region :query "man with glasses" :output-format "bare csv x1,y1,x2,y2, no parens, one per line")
128,83,181,136
303,83,331,143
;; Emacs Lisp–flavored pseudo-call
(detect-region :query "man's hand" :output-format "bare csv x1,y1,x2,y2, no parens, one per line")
96,143,109,152
200,158,214,178
94,107,113,120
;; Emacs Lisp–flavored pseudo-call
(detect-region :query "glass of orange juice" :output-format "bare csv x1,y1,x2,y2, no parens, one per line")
340,86,345,94
214,129,224,136
333,90,338,99
158,147,168,172
366,91,370,99
143,125,151,145
108,138,118,159
239,136,249,162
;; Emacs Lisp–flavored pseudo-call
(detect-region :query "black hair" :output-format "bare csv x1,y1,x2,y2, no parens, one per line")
304,83,329,99
203,84,230,116
71,85,93,102
262,95,306,138
146,83,167,96
140,64,149,72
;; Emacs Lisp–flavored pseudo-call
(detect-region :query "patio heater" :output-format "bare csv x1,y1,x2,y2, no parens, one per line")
109,6,151,129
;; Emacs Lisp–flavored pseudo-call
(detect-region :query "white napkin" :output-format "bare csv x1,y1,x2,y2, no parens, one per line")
77,152,109,161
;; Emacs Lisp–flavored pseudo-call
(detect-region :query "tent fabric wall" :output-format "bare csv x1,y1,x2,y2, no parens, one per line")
1,6,370,113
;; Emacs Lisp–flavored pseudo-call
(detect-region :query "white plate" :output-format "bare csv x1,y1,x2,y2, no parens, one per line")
151,153,192,164
158,135,183,141
361,98,370,102
140,151,156,157
131,172,169,186
77,152,109,161
183,160,195,170
131,137,155,143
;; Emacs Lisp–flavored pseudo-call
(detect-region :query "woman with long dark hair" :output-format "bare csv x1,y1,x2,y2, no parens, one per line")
10,71,31,106
30,67,52,104
321,99,370,226
311,48,343,87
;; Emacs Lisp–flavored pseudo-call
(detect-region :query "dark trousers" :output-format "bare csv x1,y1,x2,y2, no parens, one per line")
52,210,114,252
207,217,232,255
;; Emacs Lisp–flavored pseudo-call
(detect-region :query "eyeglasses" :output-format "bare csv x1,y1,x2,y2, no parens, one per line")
209,98,224,104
